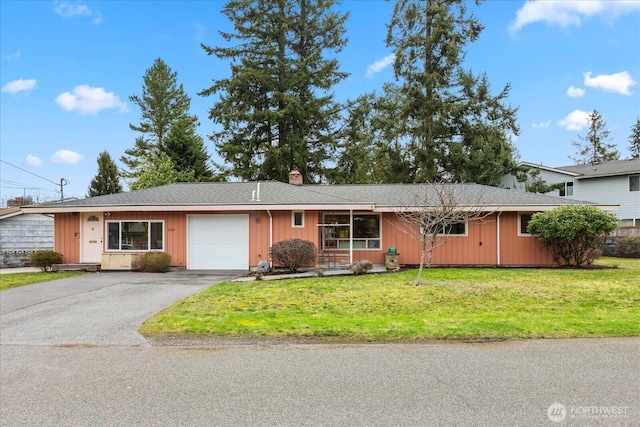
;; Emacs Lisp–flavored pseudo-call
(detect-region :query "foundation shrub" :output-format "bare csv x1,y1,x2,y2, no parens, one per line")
139,252,171,272
270,239,317,272
28,250,63,272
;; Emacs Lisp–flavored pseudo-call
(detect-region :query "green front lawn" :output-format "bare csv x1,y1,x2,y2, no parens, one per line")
0,271,86,290
140,257,640,341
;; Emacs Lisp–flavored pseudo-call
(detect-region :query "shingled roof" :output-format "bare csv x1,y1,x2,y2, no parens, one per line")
555,158,640,179
24,181,611,214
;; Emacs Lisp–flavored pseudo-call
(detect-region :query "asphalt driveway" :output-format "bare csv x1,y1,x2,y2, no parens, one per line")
0,270,242,346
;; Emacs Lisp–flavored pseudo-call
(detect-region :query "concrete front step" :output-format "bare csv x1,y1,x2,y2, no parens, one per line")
52,263,100,272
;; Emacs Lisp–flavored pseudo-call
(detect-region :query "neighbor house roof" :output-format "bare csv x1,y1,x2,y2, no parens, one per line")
522,158,640,180
23,181,616,214
554,158,640,179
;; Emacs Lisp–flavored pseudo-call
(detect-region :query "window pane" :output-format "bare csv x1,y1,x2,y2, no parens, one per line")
520,214,533,234
122,221,148,250
630,176,639,192
566,182,574,196
293,212,303,227
150,222,163,250
107,222,120,250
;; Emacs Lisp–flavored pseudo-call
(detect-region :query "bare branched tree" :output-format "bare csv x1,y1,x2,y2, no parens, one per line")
392,182,494,285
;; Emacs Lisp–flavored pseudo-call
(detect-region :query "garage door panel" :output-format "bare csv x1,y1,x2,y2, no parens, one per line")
188,215,249,270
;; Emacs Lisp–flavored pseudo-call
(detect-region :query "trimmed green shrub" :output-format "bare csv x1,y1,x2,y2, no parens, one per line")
616,236,640,258
348,260,373,275
139,252,171,272
528,205,618,266
270,239,317,272
28,250,63,272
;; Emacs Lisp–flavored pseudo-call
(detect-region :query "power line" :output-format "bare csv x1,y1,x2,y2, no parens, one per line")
1,159,69,202
0,159,60,185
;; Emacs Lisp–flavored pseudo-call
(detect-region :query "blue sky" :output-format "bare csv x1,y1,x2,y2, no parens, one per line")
1,0,639,202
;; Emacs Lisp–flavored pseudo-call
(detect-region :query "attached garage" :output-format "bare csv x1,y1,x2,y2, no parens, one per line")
187,215,249,270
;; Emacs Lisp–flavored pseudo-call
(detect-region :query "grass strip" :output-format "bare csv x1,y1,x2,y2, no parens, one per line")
140,258,640,341
0,271,86,290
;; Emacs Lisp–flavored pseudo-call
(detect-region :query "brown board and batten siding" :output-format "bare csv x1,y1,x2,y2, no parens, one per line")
380,212,499,266
499,212,554,266
53,213,80,264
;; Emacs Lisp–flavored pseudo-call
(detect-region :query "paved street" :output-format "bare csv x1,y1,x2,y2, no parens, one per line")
1,272,639,426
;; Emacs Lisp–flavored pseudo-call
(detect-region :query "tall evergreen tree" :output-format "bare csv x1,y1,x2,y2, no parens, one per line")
87,151,122,197
332,84,413,184
385,0,521,184
122,58,198,180
161,119,214,182
200,0,349,183
628,117,640,158
570,110,619,165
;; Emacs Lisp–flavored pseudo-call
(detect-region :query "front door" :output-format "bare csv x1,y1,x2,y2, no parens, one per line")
81,213,103,263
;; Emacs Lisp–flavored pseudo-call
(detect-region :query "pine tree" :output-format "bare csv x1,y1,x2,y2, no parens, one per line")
570,110,619,165
200,0,348,183
161,119,214,182
628,117,640,158
386,0,521,184
122,58,198,180
87,151,123,197
332,84,413,184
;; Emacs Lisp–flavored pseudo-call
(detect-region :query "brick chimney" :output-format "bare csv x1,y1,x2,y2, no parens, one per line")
288,169,303,186
7,197,23,207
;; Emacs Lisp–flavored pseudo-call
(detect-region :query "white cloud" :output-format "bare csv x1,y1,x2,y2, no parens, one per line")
2,78,37,94
566,86,585,98
55,1,102,24
51,150,83,165
55,85,128,114
558,109,590,131
510,1,640,32
5,51,21,61
365,54,395,78
532,120,551,129
583,71,637,95
25,155,43,167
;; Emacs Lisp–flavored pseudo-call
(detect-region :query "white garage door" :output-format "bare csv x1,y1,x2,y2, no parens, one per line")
188,215,249,270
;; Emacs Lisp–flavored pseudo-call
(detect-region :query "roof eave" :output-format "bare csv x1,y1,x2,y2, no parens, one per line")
22,203,375,214
374,204,619,213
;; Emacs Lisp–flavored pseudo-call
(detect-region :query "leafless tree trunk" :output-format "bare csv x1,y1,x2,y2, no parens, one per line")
392,181,493,285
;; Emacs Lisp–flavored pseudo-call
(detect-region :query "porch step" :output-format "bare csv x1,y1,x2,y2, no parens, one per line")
52,263,100,272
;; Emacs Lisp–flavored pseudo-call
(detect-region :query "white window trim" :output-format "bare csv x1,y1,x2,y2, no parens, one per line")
518,212,534,236
322,212,382,251
419,221,468,237
292,211,305,228
106,220,165,251
629,175,639,192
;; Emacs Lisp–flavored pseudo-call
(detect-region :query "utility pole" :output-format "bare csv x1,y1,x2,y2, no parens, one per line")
60,178,69,202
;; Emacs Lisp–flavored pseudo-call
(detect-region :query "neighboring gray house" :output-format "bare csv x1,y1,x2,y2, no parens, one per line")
501,158,640,226
0,207,54,268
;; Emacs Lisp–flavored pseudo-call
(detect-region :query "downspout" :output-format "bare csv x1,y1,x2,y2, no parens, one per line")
267,209,273,268
496,211,502,266
349,210,353,264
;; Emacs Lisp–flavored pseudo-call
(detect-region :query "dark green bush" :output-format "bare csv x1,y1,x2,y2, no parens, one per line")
270,239,317,272
616,236,640,258
139,252,171,272
527,205,618,266
28,250,63,272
